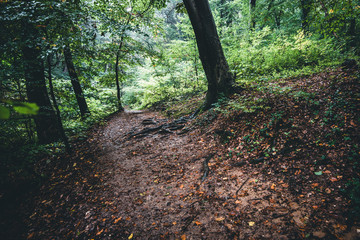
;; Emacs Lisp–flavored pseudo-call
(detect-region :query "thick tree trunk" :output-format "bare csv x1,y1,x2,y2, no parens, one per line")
22,46,62,144
63,45,90,118
183,0,234,109
249,0,256,30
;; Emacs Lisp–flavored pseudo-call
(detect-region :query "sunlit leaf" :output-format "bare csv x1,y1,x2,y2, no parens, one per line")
13,102,39,115
0,105,10,119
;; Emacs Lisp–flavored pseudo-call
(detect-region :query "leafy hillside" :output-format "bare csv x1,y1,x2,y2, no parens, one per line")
2,65,359,239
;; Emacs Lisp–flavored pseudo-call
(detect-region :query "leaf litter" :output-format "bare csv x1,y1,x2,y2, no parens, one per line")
2,67,360,239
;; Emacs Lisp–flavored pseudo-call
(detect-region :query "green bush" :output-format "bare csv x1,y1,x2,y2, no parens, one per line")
226,28,343,80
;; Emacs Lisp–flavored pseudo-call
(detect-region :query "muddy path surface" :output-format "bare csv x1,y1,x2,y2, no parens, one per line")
64,110,310,239
21,108,359,240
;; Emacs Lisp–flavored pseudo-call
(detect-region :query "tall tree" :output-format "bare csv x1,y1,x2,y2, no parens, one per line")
114,14,132,112
22,24,62,144
182,0,234,109
63,44,90,118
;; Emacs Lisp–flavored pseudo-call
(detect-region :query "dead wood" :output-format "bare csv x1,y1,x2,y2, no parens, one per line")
235,177,250,197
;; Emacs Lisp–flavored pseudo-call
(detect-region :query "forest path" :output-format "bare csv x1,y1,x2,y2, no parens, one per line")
25,106,359,239
73,110,302,239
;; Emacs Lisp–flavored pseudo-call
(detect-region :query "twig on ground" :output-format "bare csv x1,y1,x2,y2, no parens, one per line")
235,177,250,197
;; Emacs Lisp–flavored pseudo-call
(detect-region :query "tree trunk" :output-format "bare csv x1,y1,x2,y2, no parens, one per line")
115,49,124,112
63,45,90,118
249,0,256,31
22,46,62,144
114,14,132,112
300,0,312,32
47,54,71,153
193,39,199,90
183,0,234,109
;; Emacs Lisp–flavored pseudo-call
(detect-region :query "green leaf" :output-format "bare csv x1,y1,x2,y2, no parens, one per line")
0,105,10,119
314,171,323,176
13,102,39,115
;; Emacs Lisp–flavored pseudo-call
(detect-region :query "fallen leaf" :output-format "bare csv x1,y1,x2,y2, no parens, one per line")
270,183,276,190
311,183,319,188
128,233,133,239
194,221,202,225
314,171,323,176
330,177,338,182
114,217,122,224
215,217,225,221
27,232,34,239
248,221,255,226
96,229,104,236
181,234,186,240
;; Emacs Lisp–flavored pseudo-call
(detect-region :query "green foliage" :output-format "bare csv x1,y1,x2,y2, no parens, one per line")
226,28,343,80
343,178,360,218
0,105,10,119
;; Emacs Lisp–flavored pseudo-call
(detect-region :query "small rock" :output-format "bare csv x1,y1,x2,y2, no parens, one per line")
289,202,300,210
313,231,326,238
292,211,305,227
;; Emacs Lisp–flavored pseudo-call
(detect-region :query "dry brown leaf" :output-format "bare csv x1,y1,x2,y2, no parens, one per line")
96,229,104,236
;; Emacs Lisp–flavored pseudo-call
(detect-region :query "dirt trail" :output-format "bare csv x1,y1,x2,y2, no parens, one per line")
85,110,308,239
22,107,359,240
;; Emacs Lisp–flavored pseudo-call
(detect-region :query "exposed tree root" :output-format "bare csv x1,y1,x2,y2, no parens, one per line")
200,153,214,183
127,110,199,138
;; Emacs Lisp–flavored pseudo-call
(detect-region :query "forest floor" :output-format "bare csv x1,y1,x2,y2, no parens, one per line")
1,67,360,240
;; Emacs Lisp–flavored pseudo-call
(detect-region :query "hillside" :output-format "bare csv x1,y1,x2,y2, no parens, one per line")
1,66,359,239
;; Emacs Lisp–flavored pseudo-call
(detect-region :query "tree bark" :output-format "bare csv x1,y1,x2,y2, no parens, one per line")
249,0,256,31
115,49,124,112
22,45,62,144
63,45,90,118
114,14,132,112
183,0,234,109
47,54,71,153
